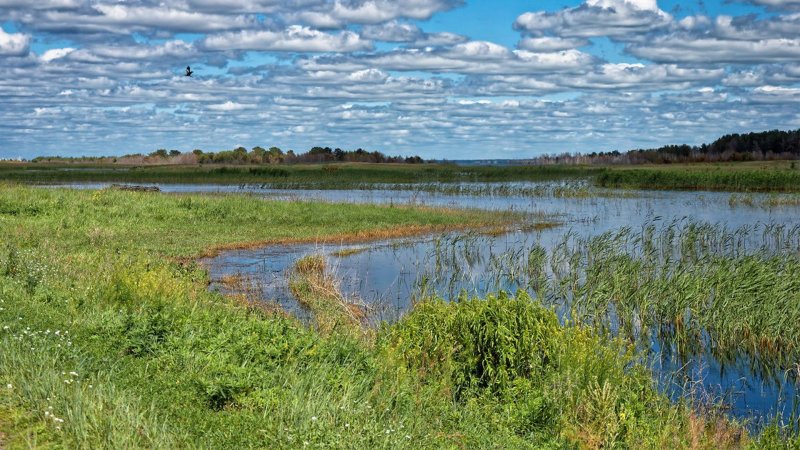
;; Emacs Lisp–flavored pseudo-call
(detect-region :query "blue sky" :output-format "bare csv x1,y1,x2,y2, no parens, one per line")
1,0,799,159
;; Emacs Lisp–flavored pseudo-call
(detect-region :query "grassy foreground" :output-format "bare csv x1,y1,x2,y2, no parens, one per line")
0,185,794,448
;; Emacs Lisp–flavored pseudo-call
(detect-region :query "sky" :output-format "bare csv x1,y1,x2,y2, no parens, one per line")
1,0,799,160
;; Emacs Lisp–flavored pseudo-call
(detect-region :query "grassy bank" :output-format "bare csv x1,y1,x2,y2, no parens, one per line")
0,185,795,448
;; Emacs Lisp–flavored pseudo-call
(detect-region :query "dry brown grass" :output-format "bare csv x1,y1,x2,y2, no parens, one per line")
289,255,369,335
686,412,746,450
197,220,528,259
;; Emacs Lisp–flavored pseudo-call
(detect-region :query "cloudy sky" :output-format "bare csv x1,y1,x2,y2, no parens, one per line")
1,0,799,159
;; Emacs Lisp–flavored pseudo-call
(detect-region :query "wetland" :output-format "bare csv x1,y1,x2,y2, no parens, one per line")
2,168,800,448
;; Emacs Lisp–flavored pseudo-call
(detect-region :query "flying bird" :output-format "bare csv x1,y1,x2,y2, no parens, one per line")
185,66,193,77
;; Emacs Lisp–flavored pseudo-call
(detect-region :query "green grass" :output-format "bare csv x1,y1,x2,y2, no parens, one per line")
0,184,512,259
0,184,796,448
4,160,799,193
596,161,800,192
0,162,595,185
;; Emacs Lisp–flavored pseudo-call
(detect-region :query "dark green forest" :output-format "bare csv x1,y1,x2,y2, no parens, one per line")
531,129,800,165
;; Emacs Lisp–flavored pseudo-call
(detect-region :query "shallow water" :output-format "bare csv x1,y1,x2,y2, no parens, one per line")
48,181,800,425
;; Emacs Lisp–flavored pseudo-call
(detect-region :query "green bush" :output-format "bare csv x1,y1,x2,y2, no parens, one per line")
383,292,559,398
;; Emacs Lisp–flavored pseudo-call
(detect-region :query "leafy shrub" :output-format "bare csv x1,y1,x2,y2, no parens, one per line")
383,292,559,398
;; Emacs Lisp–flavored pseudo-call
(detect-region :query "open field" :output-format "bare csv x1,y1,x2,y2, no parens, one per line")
3,184,796,448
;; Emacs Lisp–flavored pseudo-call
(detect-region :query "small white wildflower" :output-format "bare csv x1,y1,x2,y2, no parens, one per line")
69,371,78,377
344,423,350,428
7,383,12,389
310,416,317,422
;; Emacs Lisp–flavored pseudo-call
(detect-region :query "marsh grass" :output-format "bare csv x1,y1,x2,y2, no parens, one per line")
398,220,800,388
5,160,799,193
0,162,594,186
597,164,800,192
728,193,800,208
0,184,796,448
242,180,643,200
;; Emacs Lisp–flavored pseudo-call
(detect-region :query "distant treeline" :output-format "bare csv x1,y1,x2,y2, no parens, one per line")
30,146,425,165
529,129,800,165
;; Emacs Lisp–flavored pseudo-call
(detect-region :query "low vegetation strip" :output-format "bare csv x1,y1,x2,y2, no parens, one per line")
0,184,797,448
4,160,800,193
0,162,595,186
596,163,800,192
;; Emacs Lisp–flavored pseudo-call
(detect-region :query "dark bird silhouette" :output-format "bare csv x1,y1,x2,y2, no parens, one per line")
185,66,193,77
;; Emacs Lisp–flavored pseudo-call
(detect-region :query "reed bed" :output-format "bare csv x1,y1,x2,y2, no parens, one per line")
596,167,800,192
395,221,800,379
241,180,642,199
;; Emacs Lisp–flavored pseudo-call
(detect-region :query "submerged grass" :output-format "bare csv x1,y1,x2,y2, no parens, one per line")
728,193,800,208
0,183,796,448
